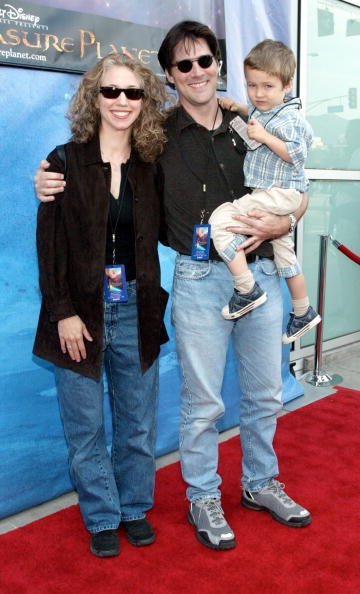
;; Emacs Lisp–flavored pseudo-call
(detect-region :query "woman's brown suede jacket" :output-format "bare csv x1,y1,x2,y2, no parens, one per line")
33,136,169,380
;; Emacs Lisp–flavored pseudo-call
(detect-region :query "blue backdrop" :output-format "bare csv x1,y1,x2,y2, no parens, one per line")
0,0,301,518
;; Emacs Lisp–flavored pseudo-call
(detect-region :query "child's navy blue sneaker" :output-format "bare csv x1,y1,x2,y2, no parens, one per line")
282,306,321,343
222,282,267,320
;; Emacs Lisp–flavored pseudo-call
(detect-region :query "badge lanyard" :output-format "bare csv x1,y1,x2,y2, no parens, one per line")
248,99,301,135
109,160,132,265
229,100,300,153
177,104,220,260
104,160,132,302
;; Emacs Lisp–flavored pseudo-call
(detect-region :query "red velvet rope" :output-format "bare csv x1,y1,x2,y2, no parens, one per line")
331,237,360,266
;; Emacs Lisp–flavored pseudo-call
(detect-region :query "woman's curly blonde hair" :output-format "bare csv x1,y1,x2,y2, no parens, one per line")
67,53,168,162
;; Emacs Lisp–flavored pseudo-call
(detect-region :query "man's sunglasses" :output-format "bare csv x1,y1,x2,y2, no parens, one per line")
99,87,144,100
172,54,214,74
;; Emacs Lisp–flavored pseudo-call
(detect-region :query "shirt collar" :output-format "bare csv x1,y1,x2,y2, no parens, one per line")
174,104,233,135
79,135,138,167
80,135,103,166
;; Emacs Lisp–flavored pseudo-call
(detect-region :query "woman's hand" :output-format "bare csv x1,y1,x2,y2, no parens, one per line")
34,160,66,202
58,316,93,362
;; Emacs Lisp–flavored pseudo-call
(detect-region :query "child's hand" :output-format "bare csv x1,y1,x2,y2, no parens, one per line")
218,97,241,112
247,118,269,143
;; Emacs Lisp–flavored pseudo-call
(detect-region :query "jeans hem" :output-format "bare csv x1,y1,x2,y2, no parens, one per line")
89,524,119,534
190,494,221,503
121,514,146,522
242,477,276,492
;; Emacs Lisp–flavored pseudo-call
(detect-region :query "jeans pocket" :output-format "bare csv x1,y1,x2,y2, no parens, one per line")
174,257,211,280
258,258,277,277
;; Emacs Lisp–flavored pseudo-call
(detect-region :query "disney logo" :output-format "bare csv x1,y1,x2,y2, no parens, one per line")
0,3,40,25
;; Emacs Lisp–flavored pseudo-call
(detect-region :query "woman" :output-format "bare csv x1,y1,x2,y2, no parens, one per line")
33,54,169,558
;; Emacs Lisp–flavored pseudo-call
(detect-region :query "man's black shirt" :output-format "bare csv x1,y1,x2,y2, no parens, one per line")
158,105,274,261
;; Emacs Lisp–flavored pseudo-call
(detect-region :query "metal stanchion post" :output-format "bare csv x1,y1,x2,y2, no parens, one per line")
305,234,342,387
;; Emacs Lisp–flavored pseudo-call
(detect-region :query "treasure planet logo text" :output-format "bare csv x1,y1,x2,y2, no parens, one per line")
0,2,164,73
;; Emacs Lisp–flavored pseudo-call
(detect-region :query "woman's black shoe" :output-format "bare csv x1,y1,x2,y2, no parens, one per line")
123,518,155,546
90,529,120,557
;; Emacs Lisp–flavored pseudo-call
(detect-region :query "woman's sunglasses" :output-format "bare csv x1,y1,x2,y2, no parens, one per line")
99,87,144,100
172,54,214,74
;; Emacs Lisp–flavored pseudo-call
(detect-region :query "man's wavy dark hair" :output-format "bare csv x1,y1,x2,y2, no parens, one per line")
158,20,221,74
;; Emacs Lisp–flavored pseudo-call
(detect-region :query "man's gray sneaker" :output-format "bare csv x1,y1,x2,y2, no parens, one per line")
188,498,236,550
241,479,311,527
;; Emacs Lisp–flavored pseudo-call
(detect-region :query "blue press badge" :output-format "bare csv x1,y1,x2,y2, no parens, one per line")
104,265,128,303
191,224,211,261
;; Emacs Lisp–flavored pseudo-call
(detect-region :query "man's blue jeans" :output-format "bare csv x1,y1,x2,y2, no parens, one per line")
171,255,283,501
55,282,159,533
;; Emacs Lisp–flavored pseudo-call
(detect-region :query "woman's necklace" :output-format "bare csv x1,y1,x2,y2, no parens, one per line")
209,101,220,132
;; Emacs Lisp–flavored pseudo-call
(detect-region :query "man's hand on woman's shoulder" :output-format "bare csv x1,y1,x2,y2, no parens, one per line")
34,160,66,202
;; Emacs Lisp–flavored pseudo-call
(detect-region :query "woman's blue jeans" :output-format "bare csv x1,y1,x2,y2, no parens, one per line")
54,282,159,533
171,255,283,501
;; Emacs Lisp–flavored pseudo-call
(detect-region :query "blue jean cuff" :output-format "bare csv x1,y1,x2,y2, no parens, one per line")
121,514,146,522
190,495,221,503
89,524,119,534
243,477,277,492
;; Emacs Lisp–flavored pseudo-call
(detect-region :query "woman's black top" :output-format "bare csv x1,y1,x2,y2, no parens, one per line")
105,161,136,281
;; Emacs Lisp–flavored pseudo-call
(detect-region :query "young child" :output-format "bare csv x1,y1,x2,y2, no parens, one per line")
209,39,320,343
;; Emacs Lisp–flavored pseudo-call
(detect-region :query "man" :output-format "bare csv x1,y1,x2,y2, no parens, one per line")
34,21,311,551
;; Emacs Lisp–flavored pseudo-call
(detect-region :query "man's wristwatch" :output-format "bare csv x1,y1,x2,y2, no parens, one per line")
288,213,297,234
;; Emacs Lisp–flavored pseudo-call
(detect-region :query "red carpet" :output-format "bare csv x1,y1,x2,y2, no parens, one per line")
1,387,359,594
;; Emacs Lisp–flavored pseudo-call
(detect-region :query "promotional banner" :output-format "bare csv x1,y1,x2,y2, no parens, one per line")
0,1,167,74
0,0,227,87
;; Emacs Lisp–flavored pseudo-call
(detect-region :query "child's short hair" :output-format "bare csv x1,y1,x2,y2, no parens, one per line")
244,39,296,86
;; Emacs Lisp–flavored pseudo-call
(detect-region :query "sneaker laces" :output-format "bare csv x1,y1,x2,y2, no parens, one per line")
267,479,294,505
201,499,226,526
